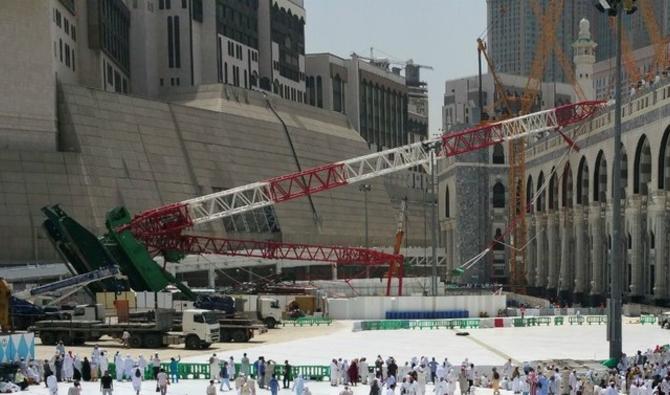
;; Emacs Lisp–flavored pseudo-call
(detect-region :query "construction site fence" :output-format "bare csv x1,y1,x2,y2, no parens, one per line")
107,362,332,381
355,315,610,331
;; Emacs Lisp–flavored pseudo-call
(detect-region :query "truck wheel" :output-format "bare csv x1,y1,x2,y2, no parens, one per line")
59,334,73,346
144,334,162,349
40,332,56,346
232,330,247,343
185,335,201,350
128,334,143,348
264,317,277,329
220,331,232,343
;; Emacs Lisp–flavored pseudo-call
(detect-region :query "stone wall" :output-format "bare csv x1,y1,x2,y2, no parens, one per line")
0,83,430,264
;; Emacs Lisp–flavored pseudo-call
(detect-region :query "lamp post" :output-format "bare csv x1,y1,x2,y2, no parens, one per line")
594,0,637,362
359,183,372,278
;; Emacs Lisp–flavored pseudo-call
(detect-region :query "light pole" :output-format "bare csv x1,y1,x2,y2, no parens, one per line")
595,0,637,362
359,183,372,278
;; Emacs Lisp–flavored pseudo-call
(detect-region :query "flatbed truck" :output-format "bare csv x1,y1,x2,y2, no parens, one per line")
32,306,219,349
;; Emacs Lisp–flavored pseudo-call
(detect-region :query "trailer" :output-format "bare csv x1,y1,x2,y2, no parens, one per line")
32,307,219,349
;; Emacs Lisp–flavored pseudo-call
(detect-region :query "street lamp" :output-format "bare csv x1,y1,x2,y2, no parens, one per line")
594,0,637,362
359,184,372,277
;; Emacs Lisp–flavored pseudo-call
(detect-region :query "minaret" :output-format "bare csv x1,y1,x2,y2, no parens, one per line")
572,18,597,101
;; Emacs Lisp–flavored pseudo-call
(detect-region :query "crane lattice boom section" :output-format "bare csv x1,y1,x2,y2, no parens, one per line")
126,101,604,268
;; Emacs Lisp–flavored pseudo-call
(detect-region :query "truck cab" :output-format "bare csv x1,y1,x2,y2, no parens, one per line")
257,297,282,329
181,309,220,349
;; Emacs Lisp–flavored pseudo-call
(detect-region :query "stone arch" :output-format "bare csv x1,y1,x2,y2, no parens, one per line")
536,172,546,212
549,170,558,210
594,150,607,203
634,134,652,195
562,162,573,208
577,156,589,205
658,125,670,190
527,175,534,213
493,182,505,208
492,143,505,164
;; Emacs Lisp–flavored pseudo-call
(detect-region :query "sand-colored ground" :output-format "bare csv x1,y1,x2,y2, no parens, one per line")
34,320,348,360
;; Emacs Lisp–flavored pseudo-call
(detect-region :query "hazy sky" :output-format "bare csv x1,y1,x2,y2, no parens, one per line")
304,0,487,134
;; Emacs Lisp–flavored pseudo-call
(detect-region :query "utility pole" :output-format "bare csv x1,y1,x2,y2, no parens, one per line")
595,0,637,363
609,4,624,362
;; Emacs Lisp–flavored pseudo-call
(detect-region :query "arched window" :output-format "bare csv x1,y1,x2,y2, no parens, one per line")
634,134,651,195
492,143,505,164
493,182,505,208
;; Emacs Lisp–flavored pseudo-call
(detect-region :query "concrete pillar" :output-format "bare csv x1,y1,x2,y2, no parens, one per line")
626,198,643,300
589,204,605,300
208,267,216,289
651,194,667,302
574,206,587,298
331,264,338,280
547,213,559,293
535,214,547,288
559,209,574,298
526,215,536,287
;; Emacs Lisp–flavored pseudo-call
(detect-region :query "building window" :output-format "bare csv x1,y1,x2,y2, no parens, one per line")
64,44,70,67
114,71,122,93
71,25,76,41
174,16,181,68
192,0,203,22
166,0,171,9
493,182,505,208
244,70,248,89
492,143,505,164
333,74,343,113
64,18,69,34
59,39,63,62
167,16,174,68
160,78,164,86
181,0,187,8
71,51,75,71
159,0,164,9
107,64,113,85
316,76,323,108
224,62,228,84
55,9,61,27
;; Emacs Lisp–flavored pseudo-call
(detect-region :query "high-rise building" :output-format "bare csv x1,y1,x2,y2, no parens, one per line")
305,53,414,150
486,0,669,82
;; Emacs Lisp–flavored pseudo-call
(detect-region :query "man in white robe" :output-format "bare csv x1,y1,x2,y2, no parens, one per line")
63,352,74,382
114,353,123,381
123,355,134,380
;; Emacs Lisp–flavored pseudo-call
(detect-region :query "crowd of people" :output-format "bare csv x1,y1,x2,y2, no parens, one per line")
7,340,670,394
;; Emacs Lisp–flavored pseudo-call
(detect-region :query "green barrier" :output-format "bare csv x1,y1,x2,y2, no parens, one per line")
554,316,564,325
586,315,606,325
640,315,657,325
513,318,525,327
466,319,480,328
526,317,537,326
108,362,335,381
537,317,551,326
568,316,585,325
283,316,333,327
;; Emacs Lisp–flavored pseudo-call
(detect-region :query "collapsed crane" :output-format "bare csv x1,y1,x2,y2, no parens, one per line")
43,101,605,298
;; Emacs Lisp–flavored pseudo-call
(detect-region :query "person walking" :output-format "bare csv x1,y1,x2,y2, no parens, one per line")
47,372,58,395
209,354,220,382
157,368,169,395
292,374,305,395
240,353,250,376
170,356,181,384
131,366,143,395
283,360,293,389
152,354,161,380
220,361,232,391
269,373,280,395
207,380,217,395
67,380,81,395
100,371,114,395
